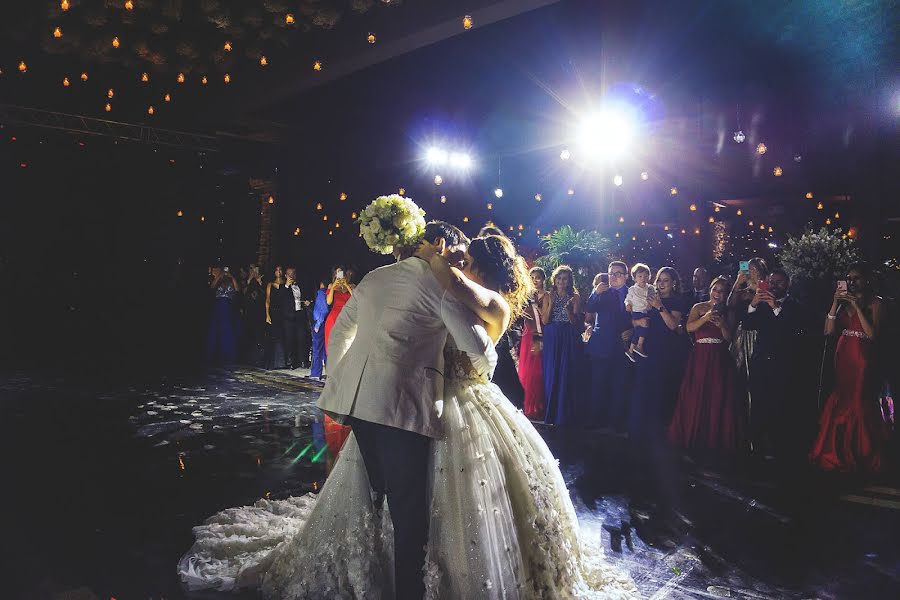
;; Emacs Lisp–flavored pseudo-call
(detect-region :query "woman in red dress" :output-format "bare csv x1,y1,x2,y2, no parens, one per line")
668,277,746,451
519,267,547,420
323,266,356,458
810,263,888,472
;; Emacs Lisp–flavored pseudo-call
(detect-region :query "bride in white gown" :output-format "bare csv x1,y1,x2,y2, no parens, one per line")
178,235,637,599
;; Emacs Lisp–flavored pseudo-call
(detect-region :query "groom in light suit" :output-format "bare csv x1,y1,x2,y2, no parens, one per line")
317,221,492,600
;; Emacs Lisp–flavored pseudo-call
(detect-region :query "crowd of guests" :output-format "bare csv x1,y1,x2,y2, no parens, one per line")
205,263,356,379
514,258,894,473
206,250,893,475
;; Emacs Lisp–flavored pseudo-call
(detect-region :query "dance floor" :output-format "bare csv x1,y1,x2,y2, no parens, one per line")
2,367,898,599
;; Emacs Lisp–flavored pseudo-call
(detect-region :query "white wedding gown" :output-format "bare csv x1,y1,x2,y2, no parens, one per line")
178,338,637,599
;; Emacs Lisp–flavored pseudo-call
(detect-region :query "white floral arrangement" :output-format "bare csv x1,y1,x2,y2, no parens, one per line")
778,227,861,281
357,194,427,255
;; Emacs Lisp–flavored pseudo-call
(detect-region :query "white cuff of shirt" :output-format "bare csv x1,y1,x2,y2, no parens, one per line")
747,304,757,314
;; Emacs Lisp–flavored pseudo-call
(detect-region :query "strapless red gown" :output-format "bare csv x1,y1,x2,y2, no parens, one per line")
518,318,545,419
668,321,746,450
323,289,352,458
810,310,888,472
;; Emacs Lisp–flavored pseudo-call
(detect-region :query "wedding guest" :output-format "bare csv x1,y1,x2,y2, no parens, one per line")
742,269,809,458
630,267,691,441
668,276,746,451
324,266,355,352
691,267,710,304
242,264,266,366
264,265,287,369
519,267,548,419
625,263,655,361
810,263,889,472
310,279,329,380
583,262,633,430
324,266,355,457
281,267,311,370
206,266,240,365
541,265,584,425
728,258,769,380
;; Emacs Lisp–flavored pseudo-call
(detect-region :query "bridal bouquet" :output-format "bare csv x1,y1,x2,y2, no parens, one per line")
357,194,427,255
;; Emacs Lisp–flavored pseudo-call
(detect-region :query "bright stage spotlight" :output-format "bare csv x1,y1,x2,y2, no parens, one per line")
576,106,636,162
449,152,473,170
426,147,449,166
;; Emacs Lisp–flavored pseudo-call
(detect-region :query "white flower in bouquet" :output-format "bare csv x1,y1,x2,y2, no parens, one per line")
357,194,427,255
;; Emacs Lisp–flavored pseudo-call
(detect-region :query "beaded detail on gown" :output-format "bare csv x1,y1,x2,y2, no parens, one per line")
179,334,637,599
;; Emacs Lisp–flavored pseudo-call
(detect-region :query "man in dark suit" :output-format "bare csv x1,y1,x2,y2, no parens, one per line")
690,267,710,304
742,268,810,459
583,261,634,431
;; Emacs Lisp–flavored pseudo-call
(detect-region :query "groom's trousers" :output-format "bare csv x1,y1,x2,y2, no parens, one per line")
347,417,430,600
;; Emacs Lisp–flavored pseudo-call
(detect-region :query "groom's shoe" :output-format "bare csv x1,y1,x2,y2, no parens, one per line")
602,523,623,553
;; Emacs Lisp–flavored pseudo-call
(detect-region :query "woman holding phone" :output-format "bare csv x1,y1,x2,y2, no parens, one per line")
323,266,355,458
668,277,746,451
810,263,888,471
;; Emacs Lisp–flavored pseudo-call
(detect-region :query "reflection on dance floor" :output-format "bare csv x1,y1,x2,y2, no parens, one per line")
2,368,896,599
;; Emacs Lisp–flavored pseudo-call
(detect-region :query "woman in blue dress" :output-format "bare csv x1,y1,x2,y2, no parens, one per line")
206,266,240,365
540,265,584,425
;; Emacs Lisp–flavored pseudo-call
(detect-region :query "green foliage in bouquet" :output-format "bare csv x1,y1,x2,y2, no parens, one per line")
777,227,861,284
535,225,613,295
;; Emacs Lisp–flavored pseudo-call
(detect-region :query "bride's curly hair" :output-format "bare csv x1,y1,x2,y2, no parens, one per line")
467,235,533,320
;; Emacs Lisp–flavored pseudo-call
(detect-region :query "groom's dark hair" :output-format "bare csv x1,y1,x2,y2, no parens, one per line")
423,220,469,247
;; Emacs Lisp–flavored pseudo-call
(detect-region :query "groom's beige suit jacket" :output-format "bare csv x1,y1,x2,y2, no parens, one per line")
317,257,492,439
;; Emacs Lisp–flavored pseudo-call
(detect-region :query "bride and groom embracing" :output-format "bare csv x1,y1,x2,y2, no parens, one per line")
179,221,637,599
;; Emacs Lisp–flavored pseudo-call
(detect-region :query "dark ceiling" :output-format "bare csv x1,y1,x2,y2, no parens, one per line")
0,0,557,132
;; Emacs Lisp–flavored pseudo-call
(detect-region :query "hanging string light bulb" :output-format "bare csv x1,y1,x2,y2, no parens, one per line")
463,15,474,29
62,77,70,87
315,203,323,210
147,105,154,115
351,212,358,219
164,93,171,102
107,88,114,98
141,72,149,82
440,196,446,204
463,216,469,223
224,73,231,84
18,61,27,73
714,205,721,213
339,192,347,201
177,72,185,83
313,60,323,71
756,143,767,155
112,36,120,48
737,209,743,215
259,56,268,67
125,1,134,10
53,27,62,38
689,203,697,211
399,187,406,195
535,193,542,201
670,187,678,195
105,103,112,112
285,14,295,24
224,41,232,52
773,166,783,177
806,192,813,199
61,0,69,11
709,216,715,223
80,72,88,81
817,202,823,210
201,75,208,85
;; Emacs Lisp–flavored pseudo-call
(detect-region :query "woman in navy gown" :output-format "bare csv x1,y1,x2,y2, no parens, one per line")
541,265,584,425
629,267,691,441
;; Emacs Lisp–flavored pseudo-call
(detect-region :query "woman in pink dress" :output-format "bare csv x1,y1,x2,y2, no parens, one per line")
668,276,746,451
810,263,888,472
518,267,547,419
323,267,355,458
